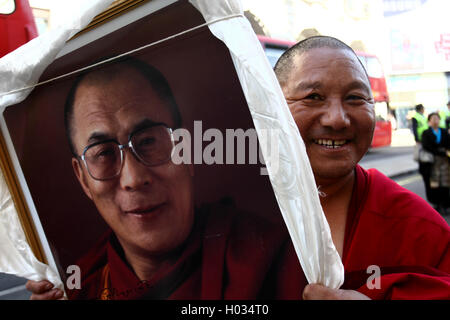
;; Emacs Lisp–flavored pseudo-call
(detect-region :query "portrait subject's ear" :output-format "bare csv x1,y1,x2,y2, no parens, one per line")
72,157,93,201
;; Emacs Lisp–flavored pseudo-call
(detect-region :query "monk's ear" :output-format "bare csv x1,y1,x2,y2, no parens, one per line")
72,157,93,201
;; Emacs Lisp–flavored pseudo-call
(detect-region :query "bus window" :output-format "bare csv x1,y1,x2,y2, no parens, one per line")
357,55,367,70
0,0,15,15
365,56,384,79
374,101,389,122
265,46,288,67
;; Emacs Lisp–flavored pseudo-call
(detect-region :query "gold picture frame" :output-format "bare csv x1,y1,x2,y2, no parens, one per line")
74,0,150,38
0,128,47,264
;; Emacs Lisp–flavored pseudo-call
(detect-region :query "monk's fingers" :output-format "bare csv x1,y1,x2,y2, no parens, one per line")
30,288,64,300
302,284,370,300
26,280,65,300
303,284,340,300
25,280,54,294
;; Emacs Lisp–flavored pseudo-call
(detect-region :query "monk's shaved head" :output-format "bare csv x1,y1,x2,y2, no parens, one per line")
274,36,368,86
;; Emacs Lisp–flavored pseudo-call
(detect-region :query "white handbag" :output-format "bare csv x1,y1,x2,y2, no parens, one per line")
419,148,434,163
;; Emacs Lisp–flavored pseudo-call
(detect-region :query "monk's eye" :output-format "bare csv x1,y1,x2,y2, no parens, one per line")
303,93,323,101
347,94,365,100
346,94,369,104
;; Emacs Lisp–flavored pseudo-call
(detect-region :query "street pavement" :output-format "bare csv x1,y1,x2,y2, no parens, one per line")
0,273,29,300
360,128,418,178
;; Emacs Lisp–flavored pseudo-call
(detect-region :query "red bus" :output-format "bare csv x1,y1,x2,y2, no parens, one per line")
0,0,37,58
258,35,392,148
355,51,392,148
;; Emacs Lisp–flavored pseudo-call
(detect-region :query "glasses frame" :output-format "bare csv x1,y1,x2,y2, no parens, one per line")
78,123,175,181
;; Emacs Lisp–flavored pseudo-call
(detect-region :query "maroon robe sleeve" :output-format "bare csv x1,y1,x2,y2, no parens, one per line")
342,165,450,299
222,210,290,299
354,267,450,299
197,199,293,299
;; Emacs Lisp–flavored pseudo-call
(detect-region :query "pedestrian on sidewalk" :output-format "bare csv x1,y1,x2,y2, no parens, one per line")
412,104,428,162
438,101,450,133
412,104,428,142
421,112,450,215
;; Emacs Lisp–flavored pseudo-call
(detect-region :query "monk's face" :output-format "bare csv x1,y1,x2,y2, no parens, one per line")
71,67,194,257
282,47,375,185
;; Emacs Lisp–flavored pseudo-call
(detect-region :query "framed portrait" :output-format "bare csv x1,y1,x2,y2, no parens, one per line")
0,0,296,298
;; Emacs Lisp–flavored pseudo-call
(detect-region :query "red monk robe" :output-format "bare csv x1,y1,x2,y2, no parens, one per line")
275,164,450,299
66,199,294,300
67,165,449,300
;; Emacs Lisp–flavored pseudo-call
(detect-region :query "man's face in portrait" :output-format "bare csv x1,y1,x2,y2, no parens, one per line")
281,47,375,184
70,66,195,257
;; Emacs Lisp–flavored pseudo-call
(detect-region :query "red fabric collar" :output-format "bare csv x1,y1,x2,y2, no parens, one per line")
103,216,203,300
342,164,370,264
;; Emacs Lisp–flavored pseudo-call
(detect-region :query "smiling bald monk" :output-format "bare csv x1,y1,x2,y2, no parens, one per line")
274,36,450,300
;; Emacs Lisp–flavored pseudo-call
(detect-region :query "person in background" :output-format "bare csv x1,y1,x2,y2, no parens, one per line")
421,112,450,215
412,104,436,202
388,109,397,131
412,104,428,143
438,101,450,133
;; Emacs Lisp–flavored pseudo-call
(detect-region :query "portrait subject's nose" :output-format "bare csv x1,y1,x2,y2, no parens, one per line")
320,99,351,131
119,150,153,191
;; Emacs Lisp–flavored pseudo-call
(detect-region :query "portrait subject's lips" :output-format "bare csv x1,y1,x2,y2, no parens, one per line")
124,203,166,216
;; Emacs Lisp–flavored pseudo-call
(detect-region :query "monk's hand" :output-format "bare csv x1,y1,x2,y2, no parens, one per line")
302,284,370,300
25,280,65,300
